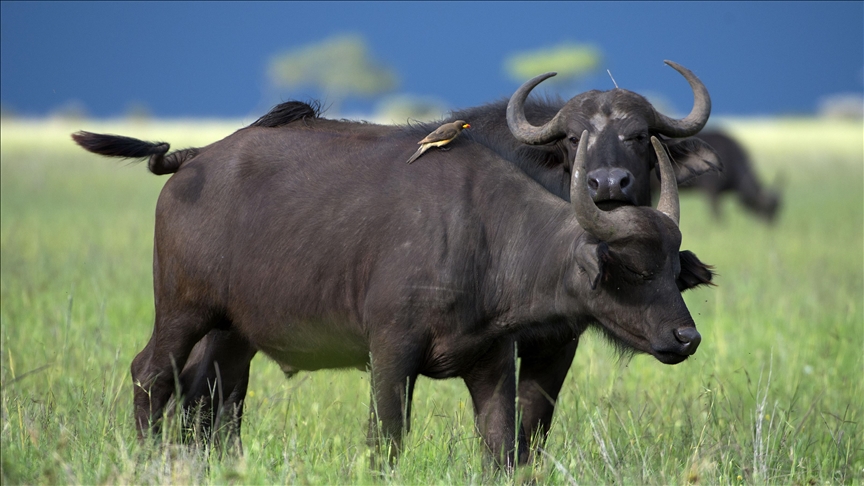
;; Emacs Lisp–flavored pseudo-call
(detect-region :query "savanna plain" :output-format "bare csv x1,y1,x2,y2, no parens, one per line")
1,116,862,485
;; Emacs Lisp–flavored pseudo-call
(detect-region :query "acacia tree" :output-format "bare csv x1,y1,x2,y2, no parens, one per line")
504,43,603,94
268,34,399,114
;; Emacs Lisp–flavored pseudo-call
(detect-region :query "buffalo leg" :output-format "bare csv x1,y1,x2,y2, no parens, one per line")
179,328,257,453
462,338,528,469
517,339,578,450
130,309,212,439
366,347,419,468
709,192,724,219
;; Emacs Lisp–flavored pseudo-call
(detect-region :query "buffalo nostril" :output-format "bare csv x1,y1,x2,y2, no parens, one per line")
674,327,698,343
588,177,600,190
606,168,633,195
674,327,702,353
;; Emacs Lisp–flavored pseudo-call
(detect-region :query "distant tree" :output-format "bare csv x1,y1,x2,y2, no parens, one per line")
268,34,399,113
0,102,17,120
504,43,603,91
372,94,448,124
50,100,88,121
817,93,864,119
124,101,152,122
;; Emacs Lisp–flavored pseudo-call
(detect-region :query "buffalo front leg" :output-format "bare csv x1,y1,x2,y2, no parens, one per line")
518,339,578,450
179,328,257,453
366,347,419,469
130,309,212,439
462,338,528,470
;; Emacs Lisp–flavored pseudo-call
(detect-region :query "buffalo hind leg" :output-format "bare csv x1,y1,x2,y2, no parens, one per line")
709,192,724,220
179,328,257,454
366,346,419,470
130,309,213,441
462,338,528,470
518,340,578,454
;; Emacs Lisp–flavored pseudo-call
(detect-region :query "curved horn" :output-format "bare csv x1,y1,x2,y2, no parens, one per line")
652,60,712,138
506,72,566,145
571,131,619,240
651,136,680,225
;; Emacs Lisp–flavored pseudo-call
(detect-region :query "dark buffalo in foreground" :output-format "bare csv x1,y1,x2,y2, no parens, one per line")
146,59,723,462
73,116,709,467
128,60,723,462
678,130,781,222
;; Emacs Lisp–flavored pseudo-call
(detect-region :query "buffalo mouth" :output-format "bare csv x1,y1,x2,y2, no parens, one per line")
597,316,700,365
652,350,691,365
595,199,632,211
651,327,701,364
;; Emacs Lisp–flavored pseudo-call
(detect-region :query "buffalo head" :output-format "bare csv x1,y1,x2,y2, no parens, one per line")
570,131,702,363
508,61,720,207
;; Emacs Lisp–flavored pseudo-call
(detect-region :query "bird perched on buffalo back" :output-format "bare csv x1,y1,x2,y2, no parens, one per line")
406,120,471,164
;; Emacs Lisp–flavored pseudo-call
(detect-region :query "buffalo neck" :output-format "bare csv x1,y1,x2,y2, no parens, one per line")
459,101,571,200
470,168,586,333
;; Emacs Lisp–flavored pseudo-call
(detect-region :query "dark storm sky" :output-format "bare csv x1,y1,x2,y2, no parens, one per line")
1,1,862,119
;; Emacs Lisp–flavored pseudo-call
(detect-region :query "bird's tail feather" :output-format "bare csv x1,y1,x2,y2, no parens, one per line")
406,146,427,164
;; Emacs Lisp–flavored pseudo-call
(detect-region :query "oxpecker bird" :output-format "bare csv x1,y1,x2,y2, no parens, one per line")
406,120,471,164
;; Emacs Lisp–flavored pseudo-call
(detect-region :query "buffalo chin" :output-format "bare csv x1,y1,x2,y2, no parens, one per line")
652,351,690,365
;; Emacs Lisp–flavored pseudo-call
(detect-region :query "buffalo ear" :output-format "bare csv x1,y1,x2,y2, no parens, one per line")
663,137,722,185
677,250,716,292
575,240,609,290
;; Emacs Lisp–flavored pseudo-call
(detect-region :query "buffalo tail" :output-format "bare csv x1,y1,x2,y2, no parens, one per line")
71,131,196,175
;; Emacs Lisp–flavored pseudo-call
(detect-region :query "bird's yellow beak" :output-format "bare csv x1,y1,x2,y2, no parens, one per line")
462,123,471,129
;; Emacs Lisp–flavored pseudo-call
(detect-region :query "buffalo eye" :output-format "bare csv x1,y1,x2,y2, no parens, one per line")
625,132,648,145
624,264,654,281
568,136,580,145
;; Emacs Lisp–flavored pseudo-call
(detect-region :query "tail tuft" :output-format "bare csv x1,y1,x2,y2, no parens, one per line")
71,131,191,175
72,131,169,159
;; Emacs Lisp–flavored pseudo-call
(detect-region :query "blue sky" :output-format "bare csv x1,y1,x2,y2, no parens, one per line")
1,1,862,119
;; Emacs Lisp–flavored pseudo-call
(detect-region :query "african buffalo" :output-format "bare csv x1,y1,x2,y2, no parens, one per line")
161,60,722,461
72,115,708,467
134,61,723,461
678,130,781,222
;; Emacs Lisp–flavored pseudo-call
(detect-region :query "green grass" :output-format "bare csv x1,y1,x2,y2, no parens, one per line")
2,117,862,484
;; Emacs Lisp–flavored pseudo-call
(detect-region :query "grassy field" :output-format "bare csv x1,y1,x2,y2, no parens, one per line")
1,116,862,485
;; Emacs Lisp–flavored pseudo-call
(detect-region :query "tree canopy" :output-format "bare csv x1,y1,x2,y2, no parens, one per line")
504,43,603,85
268,34,399,103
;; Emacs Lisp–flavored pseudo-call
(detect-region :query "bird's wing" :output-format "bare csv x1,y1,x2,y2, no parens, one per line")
418,124,458,144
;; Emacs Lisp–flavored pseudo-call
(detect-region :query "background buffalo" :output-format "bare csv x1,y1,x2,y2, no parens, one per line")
678,130,782,222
